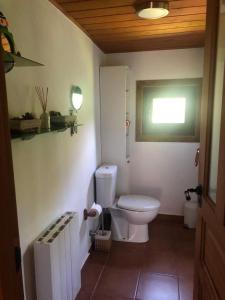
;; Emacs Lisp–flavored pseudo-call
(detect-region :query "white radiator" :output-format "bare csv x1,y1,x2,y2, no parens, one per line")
34,212,81,300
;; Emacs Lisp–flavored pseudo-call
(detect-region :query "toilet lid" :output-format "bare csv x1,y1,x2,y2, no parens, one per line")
117,195,160,212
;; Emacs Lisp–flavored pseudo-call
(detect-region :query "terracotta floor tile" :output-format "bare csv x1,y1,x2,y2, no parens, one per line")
88,251,109,265
76,219,195,300
92,294,132,300
76,290,92,300
142,248,177,276
176,227,195,242
94,266,139,298
147,224,179,251
108,245,145,270
112,241,147,249
175,251,194,277
136,273,179,300
175,240,195,255
150,219,181,234
146,235,175,251
179,276,194,300
81,252,109,293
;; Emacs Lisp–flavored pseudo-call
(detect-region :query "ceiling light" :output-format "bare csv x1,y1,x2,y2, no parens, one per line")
136,1,169,19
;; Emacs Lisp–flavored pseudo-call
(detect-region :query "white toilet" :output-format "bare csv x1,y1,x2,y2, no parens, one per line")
95,165,160,243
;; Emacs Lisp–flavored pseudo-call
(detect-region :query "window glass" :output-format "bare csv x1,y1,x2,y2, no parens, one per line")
152,97,186,124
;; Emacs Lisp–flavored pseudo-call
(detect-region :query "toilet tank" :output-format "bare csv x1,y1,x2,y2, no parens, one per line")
95,165,117,208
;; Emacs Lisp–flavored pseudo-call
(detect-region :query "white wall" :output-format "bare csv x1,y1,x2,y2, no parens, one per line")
1,0,105,299
105,48,204,215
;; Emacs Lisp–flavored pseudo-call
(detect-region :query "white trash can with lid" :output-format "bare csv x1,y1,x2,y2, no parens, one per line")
184,200,198,229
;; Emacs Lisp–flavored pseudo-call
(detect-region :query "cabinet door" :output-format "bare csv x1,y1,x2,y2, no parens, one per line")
100,66,130,194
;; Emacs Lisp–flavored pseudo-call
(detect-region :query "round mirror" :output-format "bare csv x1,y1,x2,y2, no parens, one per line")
71,86,83,111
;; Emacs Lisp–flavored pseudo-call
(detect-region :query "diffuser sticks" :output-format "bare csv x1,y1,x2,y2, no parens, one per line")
35,86,50,129
35,86,48,112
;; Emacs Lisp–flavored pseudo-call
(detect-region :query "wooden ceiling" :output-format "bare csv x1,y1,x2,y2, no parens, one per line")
51,0,207,53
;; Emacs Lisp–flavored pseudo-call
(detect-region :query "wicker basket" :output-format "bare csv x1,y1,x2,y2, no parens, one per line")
95,230,112,252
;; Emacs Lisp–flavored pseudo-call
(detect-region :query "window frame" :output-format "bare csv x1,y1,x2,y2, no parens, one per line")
136,78,202,142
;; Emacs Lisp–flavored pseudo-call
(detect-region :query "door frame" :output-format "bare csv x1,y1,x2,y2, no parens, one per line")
198,0,225,224
0,51,24,299
198,0,219,207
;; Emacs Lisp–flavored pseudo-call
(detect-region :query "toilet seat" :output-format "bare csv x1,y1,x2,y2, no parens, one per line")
117,195,160,212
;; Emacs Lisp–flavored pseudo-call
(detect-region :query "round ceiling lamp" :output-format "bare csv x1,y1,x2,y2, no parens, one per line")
136,1,169,19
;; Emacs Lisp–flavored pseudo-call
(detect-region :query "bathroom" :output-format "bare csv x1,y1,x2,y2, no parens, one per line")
1,0,225,300
76,50,201,300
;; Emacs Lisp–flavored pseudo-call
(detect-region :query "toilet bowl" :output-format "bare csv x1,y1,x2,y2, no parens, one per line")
110,195,160,243
95,165,160,243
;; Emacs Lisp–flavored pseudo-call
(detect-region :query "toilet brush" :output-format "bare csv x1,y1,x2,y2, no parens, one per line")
101,208,105,236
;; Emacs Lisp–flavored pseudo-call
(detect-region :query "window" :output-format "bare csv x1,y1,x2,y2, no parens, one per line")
136,79,202,142
152,97,186,124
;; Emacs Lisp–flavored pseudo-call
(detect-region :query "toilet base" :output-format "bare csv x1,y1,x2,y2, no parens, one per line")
111,220,149,243
109,203,159,243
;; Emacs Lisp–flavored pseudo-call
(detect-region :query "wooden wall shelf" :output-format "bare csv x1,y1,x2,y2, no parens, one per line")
11,125,83,141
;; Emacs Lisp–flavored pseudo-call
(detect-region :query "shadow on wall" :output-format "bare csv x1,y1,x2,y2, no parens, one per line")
131,186,163,201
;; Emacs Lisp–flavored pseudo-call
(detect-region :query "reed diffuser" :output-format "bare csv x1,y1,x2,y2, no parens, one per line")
35,86,50,130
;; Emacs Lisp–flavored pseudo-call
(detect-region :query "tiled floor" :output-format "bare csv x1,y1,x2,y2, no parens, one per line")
76,217,195,300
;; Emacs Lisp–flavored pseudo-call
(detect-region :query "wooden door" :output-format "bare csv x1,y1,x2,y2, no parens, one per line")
194,0,225,299
0,51,24,299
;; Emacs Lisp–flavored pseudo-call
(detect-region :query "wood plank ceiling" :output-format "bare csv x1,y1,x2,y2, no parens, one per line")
51,0,207,53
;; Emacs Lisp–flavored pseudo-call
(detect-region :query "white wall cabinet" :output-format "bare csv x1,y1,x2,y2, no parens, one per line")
100,66,130,194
